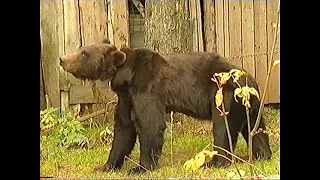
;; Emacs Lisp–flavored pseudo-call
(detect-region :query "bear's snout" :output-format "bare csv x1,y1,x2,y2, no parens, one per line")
60,54,78,63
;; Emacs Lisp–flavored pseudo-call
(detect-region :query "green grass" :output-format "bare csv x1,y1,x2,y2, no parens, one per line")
40,106,280,179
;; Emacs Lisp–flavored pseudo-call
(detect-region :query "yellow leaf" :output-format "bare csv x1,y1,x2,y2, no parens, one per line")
184,159,194,171
230,69,246,83
194,152,206,166
220,73,231,85
234,88,242,102
273,60,280,67
202,150,218,163
193,159,204,170
239,170,246,177
243,98,251,109
229,69,241,75
215,72,231,85
242,86,250,94
215,88,223,108
227,171,236,178
249,87,260,100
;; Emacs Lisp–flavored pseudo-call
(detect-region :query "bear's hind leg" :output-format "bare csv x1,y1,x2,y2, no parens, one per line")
241,108,272,160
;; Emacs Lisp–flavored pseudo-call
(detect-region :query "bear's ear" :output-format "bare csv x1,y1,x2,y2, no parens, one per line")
111,51,126,67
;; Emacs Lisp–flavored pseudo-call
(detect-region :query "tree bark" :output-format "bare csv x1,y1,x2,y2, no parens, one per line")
145,0,193,54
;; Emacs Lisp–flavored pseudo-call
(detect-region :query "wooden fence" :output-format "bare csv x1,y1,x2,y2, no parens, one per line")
40,0,280,115
40,0,129,120
204,0,280,103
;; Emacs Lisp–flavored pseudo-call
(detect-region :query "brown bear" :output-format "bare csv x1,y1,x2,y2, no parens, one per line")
60,41,272,174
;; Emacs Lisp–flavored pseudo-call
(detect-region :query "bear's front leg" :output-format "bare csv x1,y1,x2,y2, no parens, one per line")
128,94,166,174
94,95,137,172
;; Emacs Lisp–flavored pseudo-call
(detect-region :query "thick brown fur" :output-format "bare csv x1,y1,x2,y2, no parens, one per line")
60,42,272,174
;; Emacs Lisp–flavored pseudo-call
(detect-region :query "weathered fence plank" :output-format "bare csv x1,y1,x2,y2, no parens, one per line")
196,0,204,52
254,0,269,103
79,0,108,46
108,0,130,48
241,0,255,77
267,0,280,103
40,1,65,108
228,0,242,68
69,85,115,104
215,0,224,56
60,0,83,109
190,0,198,51
40,31,46,110
223,0,230,58
64,0,81,53
203,0,216,53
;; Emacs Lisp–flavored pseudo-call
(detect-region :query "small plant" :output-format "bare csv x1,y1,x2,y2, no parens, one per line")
210,69,246,162
40,107,89,148
99,126,114,144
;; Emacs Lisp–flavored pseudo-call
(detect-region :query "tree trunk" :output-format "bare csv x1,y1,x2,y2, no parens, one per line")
145,0,195,123
145,0,193,54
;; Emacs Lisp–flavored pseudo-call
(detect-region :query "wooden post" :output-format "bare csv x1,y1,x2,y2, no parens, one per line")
223,0,230,58
267,0,280,103
40,0,65,108
215,0,224,56
241,0,255,77
189,0,204,52
79,0,108,46
254,0,269,103
60,0,83,111
228,0,242,68
196,0,204,52
203,0,217,53
60,91,69,111
108,0,130,48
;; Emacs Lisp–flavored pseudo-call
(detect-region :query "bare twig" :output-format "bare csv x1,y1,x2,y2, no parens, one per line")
213,145,267,176
246,108,253,176
77,99,117,122
124,156,152,174
202,143,211,151
170,111,174,170
77,109,108,122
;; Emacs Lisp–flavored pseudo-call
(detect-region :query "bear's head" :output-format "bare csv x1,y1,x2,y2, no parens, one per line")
60,40,127,81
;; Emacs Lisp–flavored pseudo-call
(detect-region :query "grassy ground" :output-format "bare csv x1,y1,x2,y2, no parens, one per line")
40,106,280,179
